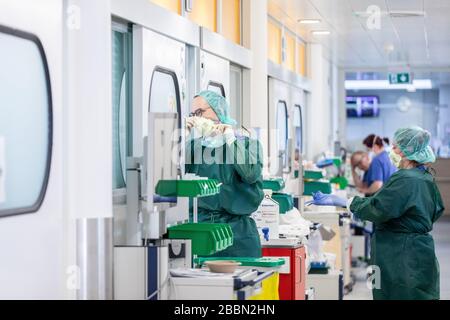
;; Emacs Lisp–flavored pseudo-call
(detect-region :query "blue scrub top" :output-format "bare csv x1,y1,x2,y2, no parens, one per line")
363,151,397,187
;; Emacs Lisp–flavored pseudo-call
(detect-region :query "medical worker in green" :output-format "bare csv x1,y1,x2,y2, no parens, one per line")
185,90,264,257
307,126,444,300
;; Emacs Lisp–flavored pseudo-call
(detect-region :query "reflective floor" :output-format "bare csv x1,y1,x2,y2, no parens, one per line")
345,215,450,300
433,216,450,300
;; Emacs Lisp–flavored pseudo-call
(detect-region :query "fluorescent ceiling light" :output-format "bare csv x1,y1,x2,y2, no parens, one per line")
406,85,417,93
345,79,433,90
353,11,425,18
299,19,321,24
312,30,330,35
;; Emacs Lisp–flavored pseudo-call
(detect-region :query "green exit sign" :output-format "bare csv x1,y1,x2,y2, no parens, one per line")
389,73,412,84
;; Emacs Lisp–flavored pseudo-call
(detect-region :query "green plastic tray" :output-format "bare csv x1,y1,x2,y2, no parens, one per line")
303,180,332,196
195,257,285,268
332,158,342,168
303,170,324,180
168,223,233,256
155,179,221,198
272,193,294,214
330,176,349,190
308,268,330,275
262,178,285,192
170,224,222,254
221,224,233,247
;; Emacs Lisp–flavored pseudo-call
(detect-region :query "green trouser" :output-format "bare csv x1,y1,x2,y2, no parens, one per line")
370,230,440,300
200,212,262,258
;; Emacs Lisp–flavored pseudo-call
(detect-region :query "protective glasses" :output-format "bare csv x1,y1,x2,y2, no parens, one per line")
189,108,209,118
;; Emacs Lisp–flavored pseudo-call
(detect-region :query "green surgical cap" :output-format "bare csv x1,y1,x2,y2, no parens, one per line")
393,126,436,164
196,90,237,126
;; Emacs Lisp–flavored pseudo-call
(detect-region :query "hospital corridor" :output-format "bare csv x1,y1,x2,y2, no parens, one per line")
1,0,450,307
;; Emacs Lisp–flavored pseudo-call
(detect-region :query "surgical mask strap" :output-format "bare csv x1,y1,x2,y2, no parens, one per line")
371,135,379,153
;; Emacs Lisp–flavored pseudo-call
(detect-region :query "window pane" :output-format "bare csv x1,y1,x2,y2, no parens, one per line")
230,67,242,126
276,101,288,167
150,71,179,113
207,82,225,97
149,70,180,189
118,73,127,183
294,105,303,153
0,28,51,216
112,30,127,189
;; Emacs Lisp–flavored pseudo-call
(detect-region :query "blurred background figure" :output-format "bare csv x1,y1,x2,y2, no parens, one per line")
351,134,397,196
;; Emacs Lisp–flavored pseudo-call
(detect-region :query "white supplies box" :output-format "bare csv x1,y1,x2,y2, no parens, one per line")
251,196,279,240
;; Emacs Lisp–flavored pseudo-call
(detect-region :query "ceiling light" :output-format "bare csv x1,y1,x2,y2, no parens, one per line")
406,85,417,93
353,10,425,18
299,19,321,24
389,11,425,18
312,30,330,35
383,43,395,53
345,79,432,90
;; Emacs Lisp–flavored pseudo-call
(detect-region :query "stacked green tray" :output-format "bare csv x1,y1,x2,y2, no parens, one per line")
155,179,221,198
262,178,285,192
303,170,324,180
271,193,294,214
168,223,233,256
332,157,342,168
303,180,332,196
330,176,349,190
195,257,285,268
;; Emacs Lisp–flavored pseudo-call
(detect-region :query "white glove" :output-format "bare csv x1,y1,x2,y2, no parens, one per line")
186,117,215,136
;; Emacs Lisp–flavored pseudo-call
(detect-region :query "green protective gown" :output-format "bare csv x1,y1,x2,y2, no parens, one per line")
350,167,445,300
185,137,264,257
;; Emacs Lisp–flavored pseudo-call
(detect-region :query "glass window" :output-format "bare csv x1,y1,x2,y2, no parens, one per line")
207,81,226,98
150,70,180,115
149,68,181,189
294,105,303,155
0,26,52,218
276,101,288,168
112,29,132,190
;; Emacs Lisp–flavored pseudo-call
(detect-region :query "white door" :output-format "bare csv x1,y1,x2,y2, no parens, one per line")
0,0,64,299
290,88,306,197
229,64,243,127
268,77,291,179
200,50,230,100
134,26,187,237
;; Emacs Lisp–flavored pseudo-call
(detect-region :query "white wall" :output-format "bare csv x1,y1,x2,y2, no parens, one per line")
65,0,113,220
346,89,440,151
306,44,334,161
438,85,450,157
242,0,268,152
64,0,113,299
336,68,347,147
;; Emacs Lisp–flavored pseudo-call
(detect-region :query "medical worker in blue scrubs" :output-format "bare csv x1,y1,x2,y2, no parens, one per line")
352,135,397,196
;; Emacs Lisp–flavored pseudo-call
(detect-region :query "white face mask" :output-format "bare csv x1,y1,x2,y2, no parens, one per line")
355,167,364,176
368,135,379,159
389,149,402,168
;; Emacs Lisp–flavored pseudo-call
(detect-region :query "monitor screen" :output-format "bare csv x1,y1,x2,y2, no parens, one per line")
346,95,380,118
